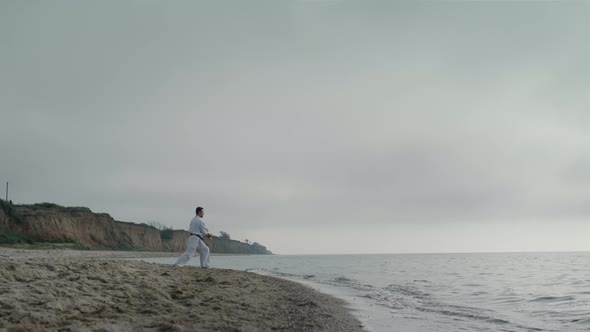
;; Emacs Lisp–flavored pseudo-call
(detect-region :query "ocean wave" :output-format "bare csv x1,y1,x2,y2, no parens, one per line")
528,295,575,303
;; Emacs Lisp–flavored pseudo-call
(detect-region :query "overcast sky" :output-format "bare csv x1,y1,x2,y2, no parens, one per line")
1,1,589,254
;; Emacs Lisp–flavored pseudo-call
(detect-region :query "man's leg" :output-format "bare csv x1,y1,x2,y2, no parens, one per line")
197,239,210,268
174,236,198,266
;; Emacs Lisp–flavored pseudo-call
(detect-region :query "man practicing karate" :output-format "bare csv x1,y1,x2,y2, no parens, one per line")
175,206,212,268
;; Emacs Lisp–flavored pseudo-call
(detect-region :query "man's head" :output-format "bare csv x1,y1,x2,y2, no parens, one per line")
196,207,204,217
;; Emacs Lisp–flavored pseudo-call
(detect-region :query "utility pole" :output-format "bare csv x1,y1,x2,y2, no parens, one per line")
5,182,7,201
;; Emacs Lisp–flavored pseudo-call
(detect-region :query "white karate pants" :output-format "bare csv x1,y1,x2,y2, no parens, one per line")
174,235,210,268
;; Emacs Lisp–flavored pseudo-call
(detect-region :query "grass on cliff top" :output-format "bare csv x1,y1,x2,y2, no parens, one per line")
31,202,92,213
2,200,112,221
0,232,90,250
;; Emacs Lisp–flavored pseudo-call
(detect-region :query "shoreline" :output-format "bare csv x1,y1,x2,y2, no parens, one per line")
0,248,364,331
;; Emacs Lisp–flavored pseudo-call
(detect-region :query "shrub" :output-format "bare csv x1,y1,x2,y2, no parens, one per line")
66,206,92,213
147,221,169,231
0,232,35,244
32,202,63,209
0,199,21,224
140,223,159,231
31,203,92,213
71,242,90,250
160,228,174,241
47,237,76,244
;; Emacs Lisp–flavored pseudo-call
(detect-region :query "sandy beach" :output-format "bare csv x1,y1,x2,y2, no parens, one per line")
0,248,363,332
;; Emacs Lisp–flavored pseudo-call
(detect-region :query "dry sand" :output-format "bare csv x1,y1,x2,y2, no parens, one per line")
0,248,364,332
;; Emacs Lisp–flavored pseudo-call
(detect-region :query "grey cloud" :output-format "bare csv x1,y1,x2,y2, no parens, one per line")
1,1,588,253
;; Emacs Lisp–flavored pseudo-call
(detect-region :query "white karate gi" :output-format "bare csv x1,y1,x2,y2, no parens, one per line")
174,215,210,268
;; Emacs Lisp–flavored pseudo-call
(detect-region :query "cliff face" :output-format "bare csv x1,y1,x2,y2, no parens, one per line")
161,230,190,252
0,206,13,233
20,208,117,249
0,205,147,250
114,221,162,250
0,202,272,254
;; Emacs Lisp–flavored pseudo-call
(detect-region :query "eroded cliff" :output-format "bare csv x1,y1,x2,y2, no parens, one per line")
0,201,271,254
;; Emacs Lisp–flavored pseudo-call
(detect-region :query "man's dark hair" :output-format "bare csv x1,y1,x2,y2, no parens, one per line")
196,207,204,215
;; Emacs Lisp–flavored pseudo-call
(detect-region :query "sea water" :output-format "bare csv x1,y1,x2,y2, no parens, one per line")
136,252,590,331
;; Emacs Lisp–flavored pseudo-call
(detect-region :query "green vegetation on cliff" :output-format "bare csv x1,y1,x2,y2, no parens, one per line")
210,232,272,255
0,231,90,250
0,200,21,224
30,202,93,213
0,231,34,245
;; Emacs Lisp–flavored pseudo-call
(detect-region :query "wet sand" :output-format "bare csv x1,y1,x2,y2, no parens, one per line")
0,248,364,332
